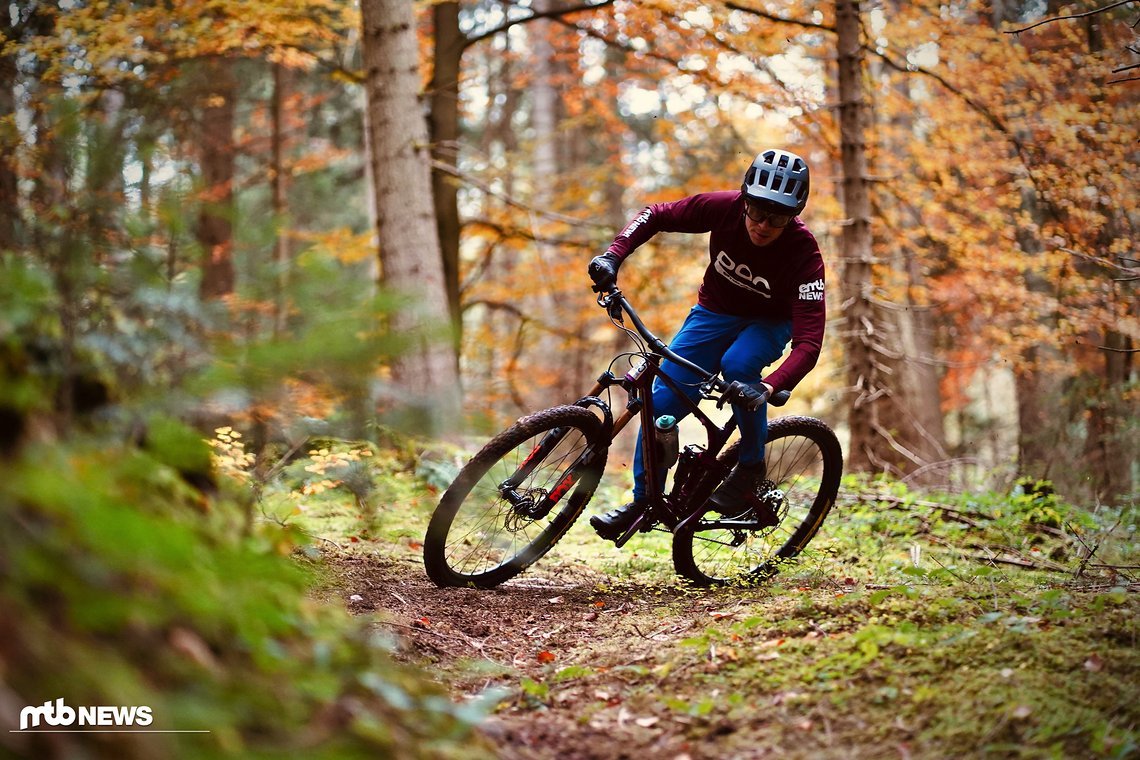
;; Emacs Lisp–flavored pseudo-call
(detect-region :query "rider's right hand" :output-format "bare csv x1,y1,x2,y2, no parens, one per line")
588,252,621,292
717,380,770,412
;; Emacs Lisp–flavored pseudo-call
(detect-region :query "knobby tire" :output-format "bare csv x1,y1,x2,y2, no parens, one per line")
672,416,842,586
424,406,609,588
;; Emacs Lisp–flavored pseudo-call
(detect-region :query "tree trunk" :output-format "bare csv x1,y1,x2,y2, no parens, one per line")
865,4,949,480
529,0,576,405
873,294,948,477
361,0,462,435
1085,333,1134,501
836,0,880,473
272,62,292,335
0,14,18,254
987,2,1069,487
196,57,237,299
1078,10,1135,501
428,0,463,338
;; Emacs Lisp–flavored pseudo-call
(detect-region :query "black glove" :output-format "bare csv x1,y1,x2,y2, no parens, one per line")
588,252,621,292
717,381,770,412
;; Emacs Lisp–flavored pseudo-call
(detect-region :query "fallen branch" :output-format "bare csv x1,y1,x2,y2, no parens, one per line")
846,491,988,527
380,620,508,664
966,554,1068,572
1066,580,1140,592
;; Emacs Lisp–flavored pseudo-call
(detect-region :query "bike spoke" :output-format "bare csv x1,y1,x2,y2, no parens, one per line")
676,418,841,586
440,426,591,577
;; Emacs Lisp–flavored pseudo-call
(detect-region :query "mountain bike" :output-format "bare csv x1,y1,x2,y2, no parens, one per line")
424,288,843,588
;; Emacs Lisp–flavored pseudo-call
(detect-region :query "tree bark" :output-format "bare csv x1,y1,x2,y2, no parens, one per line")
0,11,18,254
196,57,237,299
272,62,292,335
428,1,463,338
836,0,879,473
866,3,948,479
1079,10,1135,501
361,0,462,435
529,0,577,405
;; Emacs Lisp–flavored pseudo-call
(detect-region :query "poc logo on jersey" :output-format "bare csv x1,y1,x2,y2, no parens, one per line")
714,251,772,297
19,698,154,730
798,279,825,301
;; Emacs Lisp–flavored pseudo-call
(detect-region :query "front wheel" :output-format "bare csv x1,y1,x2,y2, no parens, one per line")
672,416,842,586
424,406,609,588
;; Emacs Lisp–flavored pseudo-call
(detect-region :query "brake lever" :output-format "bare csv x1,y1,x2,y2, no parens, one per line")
699,379,722,400
598,288,624,321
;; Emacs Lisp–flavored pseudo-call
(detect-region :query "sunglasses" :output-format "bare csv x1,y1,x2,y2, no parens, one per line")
743,203,793,228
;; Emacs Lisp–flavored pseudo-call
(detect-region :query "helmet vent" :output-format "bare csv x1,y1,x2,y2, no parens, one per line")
741,149,810,215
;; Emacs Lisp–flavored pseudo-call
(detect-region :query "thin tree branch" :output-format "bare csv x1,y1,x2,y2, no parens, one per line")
1059,246,1140,277
725,2,1066,223
866,45,1063,223
1003,0,1137,35
462,0,616,52
722,2,834,32
462,299,579,340
430,159,609,232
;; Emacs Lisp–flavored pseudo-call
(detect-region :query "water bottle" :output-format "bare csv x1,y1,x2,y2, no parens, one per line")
654,415,680,469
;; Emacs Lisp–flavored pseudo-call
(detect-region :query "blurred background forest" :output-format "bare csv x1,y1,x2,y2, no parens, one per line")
3,0,1136,498
0,0,1137,756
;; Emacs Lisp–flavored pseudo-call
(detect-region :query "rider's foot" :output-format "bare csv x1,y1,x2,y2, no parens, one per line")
590,500,645,541
708,462,777,525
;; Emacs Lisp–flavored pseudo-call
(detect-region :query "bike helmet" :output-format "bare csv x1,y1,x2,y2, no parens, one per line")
741,149,810,215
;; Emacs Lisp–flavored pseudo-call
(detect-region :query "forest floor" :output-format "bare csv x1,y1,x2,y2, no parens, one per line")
319,520,1140,760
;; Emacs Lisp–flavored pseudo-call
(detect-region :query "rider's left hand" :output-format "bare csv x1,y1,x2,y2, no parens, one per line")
588,252,621,292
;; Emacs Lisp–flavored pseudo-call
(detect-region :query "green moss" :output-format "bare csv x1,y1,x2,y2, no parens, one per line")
1,439,493,758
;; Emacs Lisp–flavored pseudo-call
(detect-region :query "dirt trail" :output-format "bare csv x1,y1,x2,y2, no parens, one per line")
329,552,799,760
326,546,1140,760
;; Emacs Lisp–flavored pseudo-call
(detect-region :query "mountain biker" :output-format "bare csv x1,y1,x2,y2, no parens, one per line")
586,149,826,541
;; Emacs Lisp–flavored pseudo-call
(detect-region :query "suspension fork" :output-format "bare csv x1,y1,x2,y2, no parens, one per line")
500,394,614,516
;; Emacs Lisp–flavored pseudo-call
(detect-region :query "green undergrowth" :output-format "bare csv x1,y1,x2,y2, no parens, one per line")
0,428,494,759
510,576,1139,758
692,583,1135,757
266,436,1140,757
173,435,1139,758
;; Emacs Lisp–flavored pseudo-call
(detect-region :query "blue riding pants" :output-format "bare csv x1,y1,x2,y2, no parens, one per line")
631,304,792,501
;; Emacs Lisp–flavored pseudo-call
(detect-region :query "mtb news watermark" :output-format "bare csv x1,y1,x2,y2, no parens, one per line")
12,698,207,733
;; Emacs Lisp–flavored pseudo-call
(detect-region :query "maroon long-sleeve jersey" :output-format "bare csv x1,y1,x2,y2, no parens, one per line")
606,190,826,392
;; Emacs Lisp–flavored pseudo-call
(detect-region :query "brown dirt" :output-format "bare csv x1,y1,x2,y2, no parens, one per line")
319,542,1140,760
324,550,798,760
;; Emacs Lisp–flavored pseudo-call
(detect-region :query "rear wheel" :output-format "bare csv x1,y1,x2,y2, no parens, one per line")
672,416,842,586
424,406,608,588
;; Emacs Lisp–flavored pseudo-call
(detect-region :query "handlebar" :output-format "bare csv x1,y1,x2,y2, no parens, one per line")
597,288,791,407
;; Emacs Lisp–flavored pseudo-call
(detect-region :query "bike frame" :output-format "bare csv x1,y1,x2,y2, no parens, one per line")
500,290,783,546
577,291,743,546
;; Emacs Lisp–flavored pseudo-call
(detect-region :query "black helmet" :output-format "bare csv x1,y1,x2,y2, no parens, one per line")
741,149,810,215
